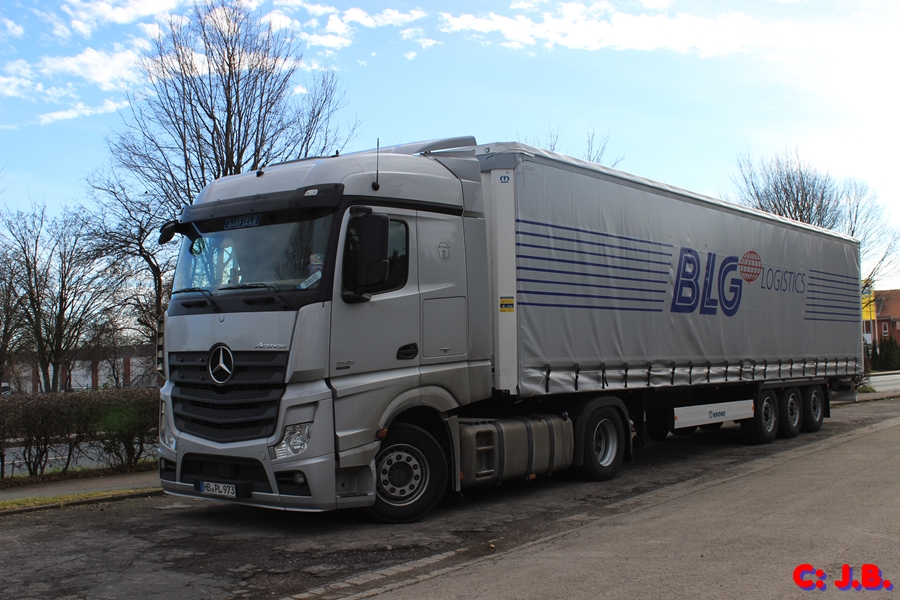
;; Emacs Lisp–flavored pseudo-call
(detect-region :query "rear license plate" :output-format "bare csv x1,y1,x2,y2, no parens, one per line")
198,481,236,498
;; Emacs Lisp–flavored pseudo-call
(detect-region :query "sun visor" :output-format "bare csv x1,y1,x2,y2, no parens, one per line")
181,184,344,223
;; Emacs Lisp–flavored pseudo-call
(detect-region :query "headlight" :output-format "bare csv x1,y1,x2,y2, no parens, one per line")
272,423,313,459
159,401,177,451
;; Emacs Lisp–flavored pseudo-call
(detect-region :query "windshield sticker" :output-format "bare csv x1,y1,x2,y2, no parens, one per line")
298,270,323,290
224,214,261,230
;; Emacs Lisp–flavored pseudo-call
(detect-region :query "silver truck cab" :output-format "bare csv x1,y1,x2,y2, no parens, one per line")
157,137,492,521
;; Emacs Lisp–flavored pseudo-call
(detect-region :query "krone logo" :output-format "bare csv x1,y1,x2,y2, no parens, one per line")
208,345,234,385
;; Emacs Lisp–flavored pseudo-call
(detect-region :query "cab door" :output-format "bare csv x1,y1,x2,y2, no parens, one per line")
329,207,420,464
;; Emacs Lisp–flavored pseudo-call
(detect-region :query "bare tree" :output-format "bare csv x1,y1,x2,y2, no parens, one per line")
108,0,358,215
518,125,624,167
1,205,122,392
733,150,841,229
520,126,560,152
732,149,898,288
88,172,177,344
0,243,26,386
583,125,624,168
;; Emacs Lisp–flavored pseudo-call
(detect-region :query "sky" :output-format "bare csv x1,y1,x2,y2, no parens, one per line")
1,0,899,283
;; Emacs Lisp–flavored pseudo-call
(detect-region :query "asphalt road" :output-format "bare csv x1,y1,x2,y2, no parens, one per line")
1,398,898,600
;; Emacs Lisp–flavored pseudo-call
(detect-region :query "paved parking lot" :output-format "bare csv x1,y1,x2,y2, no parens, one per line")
1,397,898,600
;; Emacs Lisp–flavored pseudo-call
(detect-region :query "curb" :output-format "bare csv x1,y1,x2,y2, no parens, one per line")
0,488,165,518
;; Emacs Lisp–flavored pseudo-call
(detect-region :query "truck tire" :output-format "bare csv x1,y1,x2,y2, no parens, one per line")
581,407,625,481
801,386,825,433
367,424,447,523
777,387,802,438
741,390,778,445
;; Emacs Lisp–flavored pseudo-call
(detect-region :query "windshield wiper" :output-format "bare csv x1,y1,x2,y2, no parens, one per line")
171,287,221,312
219,283,289,309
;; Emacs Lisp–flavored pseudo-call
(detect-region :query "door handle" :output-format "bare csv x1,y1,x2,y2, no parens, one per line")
396,343,418,360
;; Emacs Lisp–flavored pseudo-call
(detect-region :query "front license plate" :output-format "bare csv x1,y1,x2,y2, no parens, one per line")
198,481,236,498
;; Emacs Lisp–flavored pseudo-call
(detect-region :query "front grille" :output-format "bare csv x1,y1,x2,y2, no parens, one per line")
170,351,287,443
180,453,272,494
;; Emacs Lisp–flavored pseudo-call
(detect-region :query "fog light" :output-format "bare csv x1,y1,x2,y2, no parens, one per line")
293,472,306,485
272,423,313,459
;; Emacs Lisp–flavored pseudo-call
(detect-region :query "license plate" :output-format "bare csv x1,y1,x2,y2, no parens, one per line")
198,481,236,498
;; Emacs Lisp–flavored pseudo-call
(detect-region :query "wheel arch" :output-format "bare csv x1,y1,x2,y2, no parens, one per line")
380,386,458,471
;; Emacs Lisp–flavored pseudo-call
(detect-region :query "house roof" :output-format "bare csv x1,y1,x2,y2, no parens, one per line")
875,290,900,318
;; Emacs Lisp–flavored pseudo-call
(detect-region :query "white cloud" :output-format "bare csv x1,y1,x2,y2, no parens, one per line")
294,7,428,49
357,59,367,66
440,6,772,57
0,75,33,99
4,59,34,79
39,47,141,91
0,61,80,103
401,27,441,49
293,84,308,94
343,8,427,28
60,0,185,36
300,31,353,49
324,13,352,35
404,51,417,60
275,0,339,18
2,18,25,37
639,0,673,8
262,10,295,31
38,98,128,124
32,9,72,39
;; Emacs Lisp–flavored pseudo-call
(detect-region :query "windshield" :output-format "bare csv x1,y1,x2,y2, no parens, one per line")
172,210,333,293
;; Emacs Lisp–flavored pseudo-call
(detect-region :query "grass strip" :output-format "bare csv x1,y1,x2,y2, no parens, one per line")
0,487,162,512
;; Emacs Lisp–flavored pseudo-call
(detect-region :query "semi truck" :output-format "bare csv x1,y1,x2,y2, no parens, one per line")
156,136,863,522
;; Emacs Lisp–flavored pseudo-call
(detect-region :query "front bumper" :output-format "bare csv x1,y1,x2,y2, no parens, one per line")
159,443,345,511
158,379,376,512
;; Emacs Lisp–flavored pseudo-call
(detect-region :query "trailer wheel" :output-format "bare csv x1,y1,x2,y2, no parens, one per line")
801,386,825,433
582,407,625,481
777,387,802,438
741,390,778,445
367,424,447,523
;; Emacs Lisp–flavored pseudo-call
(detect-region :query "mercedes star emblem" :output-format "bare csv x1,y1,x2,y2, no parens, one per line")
208,345,234,385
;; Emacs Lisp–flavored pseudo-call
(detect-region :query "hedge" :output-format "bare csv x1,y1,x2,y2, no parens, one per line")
0,389,159,478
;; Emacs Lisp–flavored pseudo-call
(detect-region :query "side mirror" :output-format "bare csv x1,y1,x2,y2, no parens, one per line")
158,221,178,245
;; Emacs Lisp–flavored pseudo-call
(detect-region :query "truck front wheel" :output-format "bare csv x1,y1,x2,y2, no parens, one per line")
367,424,447,523
581,407,625,481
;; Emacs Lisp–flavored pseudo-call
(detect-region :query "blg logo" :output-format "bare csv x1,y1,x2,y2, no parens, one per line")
670,248,759,317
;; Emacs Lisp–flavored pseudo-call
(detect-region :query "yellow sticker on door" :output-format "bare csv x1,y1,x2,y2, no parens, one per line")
500,296,515,312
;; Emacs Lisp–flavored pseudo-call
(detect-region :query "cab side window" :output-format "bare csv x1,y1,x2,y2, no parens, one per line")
342,219,409,295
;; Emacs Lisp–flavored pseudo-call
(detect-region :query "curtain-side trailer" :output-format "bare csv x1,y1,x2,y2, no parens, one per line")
156,137,863,522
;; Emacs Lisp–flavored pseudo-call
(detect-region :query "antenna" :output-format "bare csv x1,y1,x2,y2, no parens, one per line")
372,138,381,191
